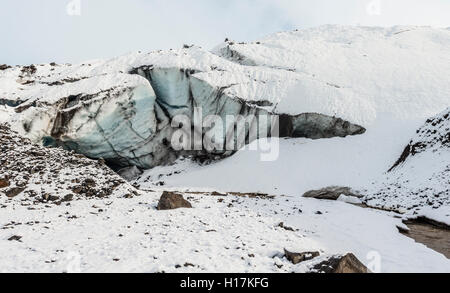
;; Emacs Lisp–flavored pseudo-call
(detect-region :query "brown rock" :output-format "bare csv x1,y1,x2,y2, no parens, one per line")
5,187,26,198
284,249,320,264
312,253,370,273
277,222,295,231
0,178,10,189
157,191,192,210
83,178,96,187
62,194,74,202
0,64,11,71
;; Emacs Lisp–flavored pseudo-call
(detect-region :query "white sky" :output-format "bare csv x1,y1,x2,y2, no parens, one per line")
1,0,449,65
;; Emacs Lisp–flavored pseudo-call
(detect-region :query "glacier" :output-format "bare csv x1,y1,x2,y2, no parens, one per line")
0,47,367,169
0,25,449,170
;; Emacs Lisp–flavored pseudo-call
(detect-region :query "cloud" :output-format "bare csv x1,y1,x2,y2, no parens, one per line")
0,0,449,64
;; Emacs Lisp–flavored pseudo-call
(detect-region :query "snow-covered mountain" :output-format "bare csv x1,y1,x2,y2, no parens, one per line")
2,26,449,170
0,25,449,273
214,25,450,124
0,46,365,169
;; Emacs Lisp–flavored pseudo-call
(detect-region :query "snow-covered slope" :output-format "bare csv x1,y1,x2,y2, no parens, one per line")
135,117,418,197
2,184,449,273
365,108,450,223
133,25,450,223
214,25,450,125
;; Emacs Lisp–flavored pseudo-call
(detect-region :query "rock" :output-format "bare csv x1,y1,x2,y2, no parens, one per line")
43,194,60,202
62,194,74,202
284,249,320,264
21,65,37,76
277,222,295,231
157,191,192,210
5,187,26,198
83,178,96,187
303,186,362,200
8,235,22,242
312,253,370,273
0,178,10,189
0,64,11,71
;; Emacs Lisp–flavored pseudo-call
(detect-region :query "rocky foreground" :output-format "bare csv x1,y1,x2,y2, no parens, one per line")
1,121,450,272
1,124,448,272
0,124,137,204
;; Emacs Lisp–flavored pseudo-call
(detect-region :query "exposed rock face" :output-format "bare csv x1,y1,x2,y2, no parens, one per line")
303,186,362,200
365,108,450,214
157,191,192,210
284,249,320,264
0,124,138,204
312,253,370,273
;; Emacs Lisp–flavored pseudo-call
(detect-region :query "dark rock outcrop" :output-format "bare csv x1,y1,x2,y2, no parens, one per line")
0,64,11,71
312,253,370,273
303,186,362,200
284,249,320,264
7,235,23,242
5,187,26,198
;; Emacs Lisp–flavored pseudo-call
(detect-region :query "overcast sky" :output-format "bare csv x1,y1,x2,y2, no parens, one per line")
1,0,449,65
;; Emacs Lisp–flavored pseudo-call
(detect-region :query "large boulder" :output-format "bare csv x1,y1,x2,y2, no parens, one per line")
303,186,362,200
312,253,370,273
284,249,320,264
157,191,192,210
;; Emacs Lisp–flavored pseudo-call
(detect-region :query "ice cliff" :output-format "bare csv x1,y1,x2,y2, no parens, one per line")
0,25,449,170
